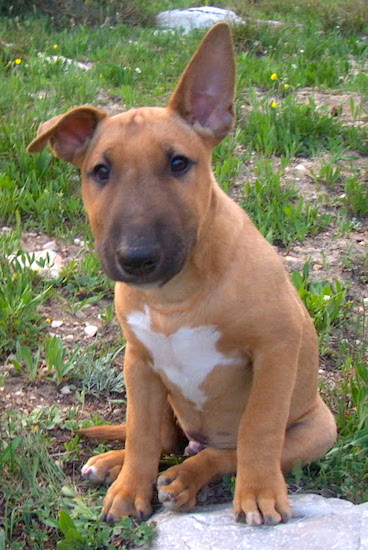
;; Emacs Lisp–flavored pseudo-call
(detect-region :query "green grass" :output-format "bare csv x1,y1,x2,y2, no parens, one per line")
242,160,330,246
0,1,367,547
240,93,368,158
0,408,154,550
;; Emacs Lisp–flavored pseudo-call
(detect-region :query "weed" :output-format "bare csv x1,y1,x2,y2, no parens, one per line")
213,130,243,192
58,253,113,301
343,174,368,215
311,162,342,187
76,346,125,396
242,161,330,246
13,341,42,381
241,93,366,158
0,246,52,357
291,261,350,351
44,336,80,386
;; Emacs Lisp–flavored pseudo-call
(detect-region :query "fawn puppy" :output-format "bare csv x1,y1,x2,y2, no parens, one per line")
28,23,336,526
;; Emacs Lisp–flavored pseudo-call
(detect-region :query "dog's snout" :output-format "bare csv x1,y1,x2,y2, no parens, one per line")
116,244,161,278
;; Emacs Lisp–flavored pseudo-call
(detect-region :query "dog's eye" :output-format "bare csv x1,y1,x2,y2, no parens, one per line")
93,164,110,183
170,155,191,175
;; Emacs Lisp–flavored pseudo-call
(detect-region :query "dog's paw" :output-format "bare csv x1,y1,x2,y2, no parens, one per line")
157,465,197,512
81,450,125,484
233,472,292,526
101,479,153,523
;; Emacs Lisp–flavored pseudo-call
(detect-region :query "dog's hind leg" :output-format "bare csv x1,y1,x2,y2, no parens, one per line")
157,397,336,519
281,396,336,473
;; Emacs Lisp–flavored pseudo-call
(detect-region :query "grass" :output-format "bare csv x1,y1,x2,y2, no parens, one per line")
0,1,367,547
242,160,331,245
240,93,368,158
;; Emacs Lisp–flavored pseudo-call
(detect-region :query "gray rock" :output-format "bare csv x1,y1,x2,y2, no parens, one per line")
151,494,368,550
42,240,57,250
37,53,93,71
84,324,98,338
156,7,243,34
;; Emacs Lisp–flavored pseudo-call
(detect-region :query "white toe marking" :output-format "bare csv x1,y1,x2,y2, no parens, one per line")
127,306,240,409
81,464,99,480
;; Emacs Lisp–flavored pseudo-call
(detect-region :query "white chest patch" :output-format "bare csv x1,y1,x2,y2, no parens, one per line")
127,307,236,409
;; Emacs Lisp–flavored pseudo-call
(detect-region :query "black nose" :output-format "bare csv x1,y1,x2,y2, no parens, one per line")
116,245,161,278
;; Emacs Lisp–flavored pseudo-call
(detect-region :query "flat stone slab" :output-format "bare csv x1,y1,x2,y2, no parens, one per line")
151,494,368,550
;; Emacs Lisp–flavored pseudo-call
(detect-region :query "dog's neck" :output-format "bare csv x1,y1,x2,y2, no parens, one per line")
137,183,244,313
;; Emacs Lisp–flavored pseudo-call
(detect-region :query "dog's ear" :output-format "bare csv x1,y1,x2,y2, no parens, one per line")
168,23,236,143
27,106,107,166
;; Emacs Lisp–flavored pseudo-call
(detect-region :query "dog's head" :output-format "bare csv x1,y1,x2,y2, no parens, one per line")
27,23,235,288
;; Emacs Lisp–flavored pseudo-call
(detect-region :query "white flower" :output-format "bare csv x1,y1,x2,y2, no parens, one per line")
323,295,331,301
135,67,142,73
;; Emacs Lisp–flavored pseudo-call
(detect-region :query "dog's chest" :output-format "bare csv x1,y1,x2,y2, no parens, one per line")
126,307,236,409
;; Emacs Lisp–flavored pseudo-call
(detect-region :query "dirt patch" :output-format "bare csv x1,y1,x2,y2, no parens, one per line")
295,88,367,127
96,89,125,116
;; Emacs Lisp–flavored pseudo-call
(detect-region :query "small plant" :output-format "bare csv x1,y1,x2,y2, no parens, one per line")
13,341,42,381
76,346,125,396
311,162,342,187
242,161,330,246
0,249,52,356
44,336,80,386
213,130,243,192
291,261,350,349
59,253,113,300
343,174,368,216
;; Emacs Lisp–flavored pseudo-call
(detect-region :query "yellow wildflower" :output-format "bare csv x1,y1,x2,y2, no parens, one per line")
52,44,59,49
46,317,52,323
14,58,22,65
284,84,290,90
270,73,278,81
271,101,278,108
32,425,39,432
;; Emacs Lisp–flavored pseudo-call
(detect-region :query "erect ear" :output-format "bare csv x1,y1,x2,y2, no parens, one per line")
168,23,236,144
27,106,108,166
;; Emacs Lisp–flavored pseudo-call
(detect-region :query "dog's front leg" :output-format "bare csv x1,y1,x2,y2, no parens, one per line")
102,344,167,523
234,340,300,526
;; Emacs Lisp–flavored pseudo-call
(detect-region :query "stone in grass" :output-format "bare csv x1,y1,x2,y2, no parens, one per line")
84,324,98,338
151,494,368,550
51,320,63,328
156,7,243,34
7,249,63,279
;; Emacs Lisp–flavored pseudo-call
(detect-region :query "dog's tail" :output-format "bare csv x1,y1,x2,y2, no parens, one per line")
77,424,126,441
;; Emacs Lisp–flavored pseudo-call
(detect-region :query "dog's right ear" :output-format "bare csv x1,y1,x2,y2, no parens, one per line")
27,106,107,167
168,23,236,144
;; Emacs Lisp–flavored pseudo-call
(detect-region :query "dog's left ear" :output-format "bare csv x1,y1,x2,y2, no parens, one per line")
27,106,107,167
168,23,236,144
